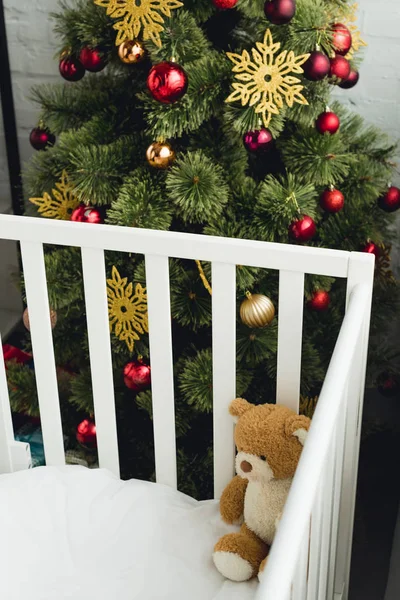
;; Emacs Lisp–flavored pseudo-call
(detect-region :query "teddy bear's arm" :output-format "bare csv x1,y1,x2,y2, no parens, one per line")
220,475,248,524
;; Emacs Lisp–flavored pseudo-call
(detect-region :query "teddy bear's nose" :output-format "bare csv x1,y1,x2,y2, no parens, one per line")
241,460,252,473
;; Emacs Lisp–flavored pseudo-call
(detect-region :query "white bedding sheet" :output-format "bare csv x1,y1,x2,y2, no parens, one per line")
0,466,258,599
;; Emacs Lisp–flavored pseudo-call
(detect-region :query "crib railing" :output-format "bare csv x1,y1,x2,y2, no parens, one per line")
0,215,374,600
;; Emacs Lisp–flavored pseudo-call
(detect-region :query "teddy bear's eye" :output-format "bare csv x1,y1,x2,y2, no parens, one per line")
260,455,267,461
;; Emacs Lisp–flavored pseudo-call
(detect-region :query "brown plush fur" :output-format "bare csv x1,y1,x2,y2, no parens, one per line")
214,523,269,579
220,475,248,524
231,400,310,480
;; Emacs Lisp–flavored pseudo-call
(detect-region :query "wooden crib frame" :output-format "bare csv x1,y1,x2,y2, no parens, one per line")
0,215,374,600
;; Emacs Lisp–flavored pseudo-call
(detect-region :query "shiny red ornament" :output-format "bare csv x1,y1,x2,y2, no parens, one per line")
362,241,380,259
377,372,399,398
243,128,273,152
331,23,352,56
303,51,330,81
59,57,85,81
264,0,296,24
316,111,340,135
71,205,103,223
29,127,56,151
212,0,238,8
124,360,151,391
289,215,316,242
308,290,330,312
79,47,106,72
378,186,400,213
320,188,344,213
329,55,351,81
339,69,359,89
76,418,97,448
147,61,188,104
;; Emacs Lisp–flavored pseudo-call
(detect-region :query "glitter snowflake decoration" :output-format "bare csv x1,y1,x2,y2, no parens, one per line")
29,170,80,220
343,3,367,59
107,266,148,353
226,29,310,128
94,0,183,48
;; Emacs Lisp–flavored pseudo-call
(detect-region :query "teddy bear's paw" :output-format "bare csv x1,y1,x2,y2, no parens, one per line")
213,551,254,582
258,556,269,582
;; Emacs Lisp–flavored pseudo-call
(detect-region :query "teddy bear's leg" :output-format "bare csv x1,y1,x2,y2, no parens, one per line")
213,524,269,582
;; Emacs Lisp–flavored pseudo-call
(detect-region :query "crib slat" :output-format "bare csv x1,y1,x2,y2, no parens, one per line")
81,247,119,477
0,335,13,473
307,484,324,600
20,241,65,465
145,255,177,489
292,528,309,600
212,262,236,499
276,270,304,412
317,447,335,600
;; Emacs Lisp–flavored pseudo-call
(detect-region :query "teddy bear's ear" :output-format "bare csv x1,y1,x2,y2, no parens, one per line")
229,398,253,422
284,414,311,446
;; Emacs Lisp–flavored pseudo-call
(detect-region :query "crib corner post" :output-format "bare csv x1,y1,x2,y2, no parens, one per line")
334,252,375,600
0,335,14,474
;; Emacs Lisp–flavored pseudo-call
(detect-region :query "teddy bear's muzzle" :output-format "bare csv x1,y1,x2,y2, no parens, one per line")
240,460,252,473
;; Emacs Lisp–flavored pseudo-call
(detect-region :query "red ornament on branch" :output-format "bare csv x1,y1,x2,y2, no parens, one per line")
123,360,151,392
29,127,56,151
316,111,340,135
331,23,352,56
79,47,107,72
212,0,238,8
303,51,330,81
362,241,380,259
147,61,188,104
264,0,296,25
378,186,400,212
76,418,97,448
308,290,330,311
339,69,359,89
329,55,351,81
320,188,344,213
59,57,85,81
289,215,316,242
243,128,273,153
71,205,103,223
377,372,399,398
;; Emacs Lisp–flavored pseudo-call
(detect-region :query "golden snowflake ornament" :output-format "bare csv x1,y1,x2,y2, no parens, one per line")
94,0,183,48
343,3,367,58
107,266,148,353
29,170,80,220
226,28,310,128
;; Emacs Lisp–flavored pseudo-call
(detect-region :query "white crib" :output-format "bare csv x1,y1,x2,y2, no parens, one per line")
0,214,374,600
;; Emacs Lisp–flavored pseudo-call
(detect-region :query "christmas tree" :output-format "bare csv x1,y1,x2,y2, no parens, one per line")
8,0,399,498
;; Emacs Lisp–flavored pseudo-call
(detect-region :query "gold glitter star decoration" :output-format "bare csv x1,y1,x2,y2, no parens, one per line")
226,28,310,128
107,266,148,353
342,3,367,58
29,170,80,220
94,0,183,48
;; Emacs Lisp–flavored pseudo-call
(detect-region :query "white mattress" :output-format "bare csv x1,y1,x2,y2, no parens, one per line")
0,466,258,599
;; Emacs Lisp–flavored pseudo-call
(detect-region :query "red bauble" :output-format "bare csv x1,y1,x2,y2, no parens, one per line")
59,57,85,81
316,111,340,135
320,188,344,213
308,290,330,311
339,69,359,89
79,47,106,72
212,0,238,8
329,55,351,81
377,372,399,398
289,215,316,242
147,61,188,104
123,360,151,392
71,205,103,223
29,127,56,151
331,23,352,56
378,186,400,213
243,128,273,152
362,241,380,259
76,418,97,448
264,0,296,24
303,51,330,81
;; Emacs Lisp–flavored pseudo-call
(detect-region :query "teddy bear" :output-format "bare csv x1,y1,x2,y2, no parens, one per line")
213,398,311,582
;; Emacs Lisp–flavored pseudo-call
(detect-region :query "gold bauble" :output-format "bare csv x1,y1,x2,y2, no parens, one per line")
23,307,57,331
146,141,176,169
240,292,275,328
118,39,146,64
